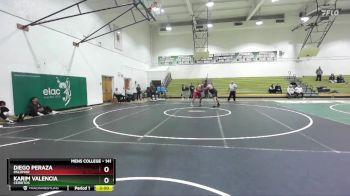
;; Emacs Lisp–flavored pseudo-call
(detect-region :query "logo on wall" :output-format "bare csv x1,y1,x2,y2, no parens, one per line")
321,9,340,16
41,77,72,106
57,77,71,106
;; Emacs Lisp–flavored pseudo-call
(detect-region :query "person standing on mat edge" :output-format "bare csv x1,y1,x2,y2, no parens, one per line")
316,66,323,81
228,81,237,102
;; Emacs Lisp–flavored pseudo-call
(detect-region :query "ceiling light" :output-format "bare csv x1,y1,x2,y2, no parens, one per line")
256,20,263,25
117,31,121,34
206,1,214,7
152,7,160,12
166,25,172,31
271,0,279,3
300,16,310,23
207,23,213,28
161,9,165,13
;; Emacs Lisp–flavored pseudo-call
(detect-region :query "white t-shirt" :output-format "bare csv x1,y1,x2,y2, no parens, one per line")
229,83,238,91
295,87,303,93
287,87,295,94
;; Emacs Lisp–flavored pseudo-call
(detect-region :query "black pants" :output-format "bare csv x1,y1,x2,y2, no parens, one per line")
228,91,236,101
0,112,7,120
0,107,10,120
316,75,322,81
136,92,141,100
28,106,52,117
114,94,125,102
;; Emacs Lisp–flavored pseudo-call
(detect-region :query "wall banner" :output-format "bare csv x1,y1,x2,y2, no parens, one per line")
12,72,87,114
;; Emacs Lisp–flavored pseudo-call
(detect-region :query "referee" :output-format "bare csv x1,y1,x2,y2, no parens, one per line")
228,81,237,102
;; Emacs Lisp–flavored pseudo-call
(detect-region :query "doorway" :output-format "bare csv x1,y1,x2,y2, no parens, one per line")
124,78,131,94
102,76,113,102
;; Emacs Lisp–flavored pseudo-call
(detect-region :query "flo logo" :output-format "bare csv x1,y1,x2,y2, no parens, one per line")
57,77,72,106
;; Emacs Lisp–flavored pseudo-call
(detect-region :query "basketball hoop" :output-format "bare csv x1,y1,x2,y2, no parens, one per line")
147,0,162,15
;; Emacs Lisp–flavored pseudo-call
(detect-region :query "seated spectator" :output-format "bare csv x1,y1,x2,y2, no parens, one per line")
287,85,295,98
27,97,55,117
125,88,135,102
0,101,14,123
268,84,276,93
113,88,125,102
290,81,297,87
275,84,282,94
294,85,304,98
336,74,345,83
329,74,337,83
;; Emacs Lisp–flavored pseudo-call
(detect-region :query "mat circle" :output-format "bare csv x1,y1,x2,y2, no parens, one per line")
163,107,231,118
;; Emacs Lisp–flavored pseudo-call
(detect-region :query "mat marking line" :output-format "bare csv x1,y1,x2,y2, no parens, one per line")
164,107,232,119
1,135,350,154
330,104,350,115
55,108,150,141
216,111,228,148
39,176,230,196
94,104,313,140
37,191,62,196
0,124,49,129
137,109,180,142
0,139,40,148
254,108,339,153
0,127,33,136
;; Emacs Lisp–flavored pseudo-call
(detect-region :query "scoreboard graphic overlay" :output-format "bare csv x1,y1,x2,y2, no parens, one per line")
7,158,116,192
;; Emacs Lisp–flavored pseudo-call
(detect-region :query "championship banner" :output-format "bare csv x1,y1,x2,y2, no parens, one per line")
158,51,278,65
12,72,87,115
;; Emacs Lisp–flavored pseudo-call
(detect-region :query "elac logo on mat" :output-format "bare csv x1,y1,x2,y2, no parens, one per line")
57,77,72,106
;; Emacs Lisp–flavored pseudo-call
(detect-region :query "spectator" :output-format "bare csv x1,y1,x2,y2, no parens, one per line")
294,85,304,98
287,85,295,98
268,84,275,93
156,86,162,98
315,66,323,81
181,84,190,100
189,83,195,98
329,74,337,83
27,97,55,117
337,74,345,83
228,81,238,102
136,84,142,100
113,88,125,102
150,84,157,100
275,84,282,94
0,101,14,123
125,88,135,102
160,84,167,98
146,87,151,98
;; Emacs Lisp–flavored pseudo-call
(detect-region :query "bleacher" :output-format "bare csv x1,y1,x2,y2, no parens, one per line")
166,77,290,97
166,75,350,98
299,75,350,96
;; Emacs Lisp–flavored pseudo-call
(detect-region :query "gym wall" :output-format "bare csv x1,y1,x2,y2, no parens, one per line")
0,0,151,114
151,14,350,79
